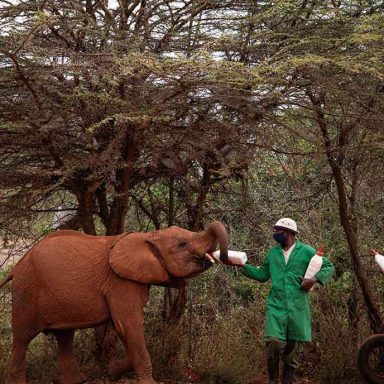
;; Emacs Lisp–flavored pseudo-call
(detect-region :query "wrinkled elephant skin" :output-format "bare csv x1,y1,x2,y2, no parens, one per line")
0,221,229,384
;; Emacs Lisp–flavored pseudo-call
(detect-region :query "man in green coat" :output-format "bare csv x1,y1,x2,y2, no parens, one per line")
241,218,334,384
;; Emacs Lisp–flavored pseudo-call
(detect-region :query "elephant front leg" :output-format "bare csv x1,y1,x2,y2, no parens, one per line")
114,318,155,384
108,293,155,384
108,357,132,381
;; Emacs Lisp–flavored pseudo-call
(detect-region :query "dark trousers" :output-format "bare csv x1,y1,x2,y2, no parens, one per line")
265,337,301,369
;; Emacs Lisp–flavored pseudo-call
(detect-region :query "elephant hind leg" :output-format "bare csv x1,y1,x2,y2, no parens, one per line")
6,340,30,384
54,329,86,384
7,303,42,384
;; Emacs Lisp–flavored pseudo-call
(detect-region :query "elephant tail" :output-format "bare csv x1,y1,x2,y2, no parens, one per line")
0,273,13,289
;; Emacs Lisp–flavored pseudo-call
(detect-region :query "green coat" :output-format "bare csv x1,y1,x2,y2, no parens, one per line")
241,240,334,342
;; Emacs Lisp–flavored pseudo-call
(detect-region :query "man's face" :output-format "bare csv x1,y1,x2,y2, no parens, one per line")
273,228,290,246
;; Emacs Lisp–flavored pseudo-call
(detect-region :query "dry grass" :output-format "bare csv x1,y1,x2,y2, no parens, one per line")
0,264,367,384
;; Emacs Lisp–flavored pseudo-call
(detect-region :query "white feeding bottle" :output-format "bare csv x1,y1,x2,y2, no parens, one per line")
372,249,384,273
212,250,248,266
304,246,324,280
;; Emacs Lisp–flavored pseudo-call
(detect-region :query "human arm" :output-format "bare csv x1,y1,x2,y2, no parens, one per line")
240,252,270,282
314,256,335,285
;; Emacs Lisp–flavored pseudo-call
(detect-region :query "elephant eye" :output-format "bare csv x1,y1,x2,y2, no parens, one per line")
178,241,188,248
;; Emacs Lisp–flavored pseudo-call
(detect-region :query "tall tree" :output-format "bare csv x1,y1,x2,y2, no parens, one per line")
0,0,258,237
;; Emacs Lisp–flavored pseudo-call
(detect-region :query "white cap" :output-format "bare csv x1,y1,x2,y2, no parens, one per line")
273,218,298,234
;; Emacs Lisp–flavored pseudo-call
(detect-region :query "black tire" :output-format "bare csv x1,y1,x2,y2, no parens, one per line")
358,334,384,384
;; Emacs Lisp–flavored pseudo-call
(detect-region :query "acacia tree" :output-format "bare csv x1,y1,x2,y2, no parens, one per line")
0,0,258,237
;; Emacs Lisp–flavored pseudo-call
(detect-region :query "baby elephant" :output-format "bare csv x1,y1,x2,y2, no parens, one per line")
0,221,229,384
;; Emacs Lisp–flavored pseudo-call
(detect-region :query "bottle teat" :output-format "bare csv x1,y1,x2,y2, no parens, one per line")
317,246,324,256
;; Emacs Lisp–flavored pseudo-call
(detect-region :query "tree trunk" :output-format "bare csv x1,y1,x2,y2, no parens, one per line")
106,132,139,235
332,163,382,333
310,91,383,333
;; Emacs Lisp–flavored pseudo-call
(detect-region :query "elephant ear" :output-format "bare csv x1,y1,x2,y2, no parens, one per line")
109,233,169,284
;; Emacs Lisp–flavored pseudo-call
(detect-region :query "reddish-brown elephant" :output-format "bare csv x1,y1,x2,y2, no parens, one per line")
0,221,229,384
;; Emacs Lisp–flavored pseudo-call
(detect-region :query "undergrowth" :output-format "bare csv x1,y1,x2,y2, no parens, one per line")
0,268,367,384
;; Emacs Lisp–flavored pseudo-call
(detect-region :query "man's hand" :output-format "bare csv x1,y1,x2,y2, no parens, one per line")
370,248,378,256
300,276,318,291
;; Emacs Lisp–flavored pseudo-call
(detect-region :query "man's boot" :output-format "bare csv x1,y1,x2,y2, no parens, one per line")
267,356,279,384
282,364,295,384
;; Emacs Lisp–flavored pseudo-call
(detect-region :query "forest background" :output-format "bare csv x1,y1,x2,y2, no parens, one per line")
0,1,384,383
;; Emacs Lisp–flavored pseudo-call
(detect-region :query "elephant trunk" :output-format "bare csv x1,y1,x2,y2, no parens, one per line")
206,221,229,263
